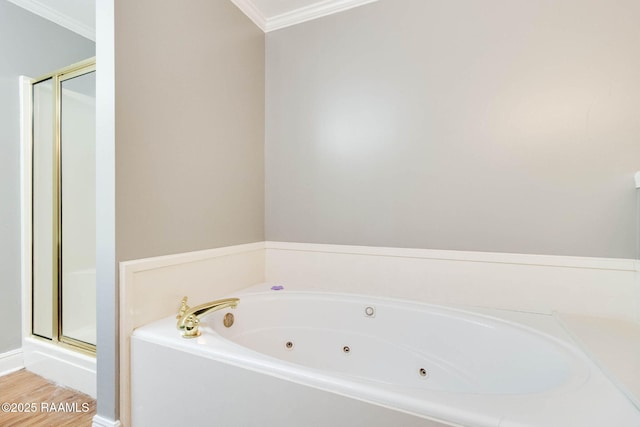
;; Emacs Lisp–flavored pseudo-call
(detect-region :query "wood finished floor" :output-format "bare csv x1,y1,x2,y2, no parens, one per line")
0,369,95,427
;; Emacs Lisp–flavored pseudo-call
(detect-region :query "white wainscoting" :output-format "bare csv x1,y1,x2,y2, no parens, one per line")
0,349,24,377
265,241,639,321
119,242,265,427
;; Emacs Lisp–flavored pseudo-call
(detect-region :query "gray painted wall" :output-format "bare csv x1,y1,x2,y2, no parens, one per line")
115,0,265,263
94,0,265,421
265,0,640,259
0,0,94,354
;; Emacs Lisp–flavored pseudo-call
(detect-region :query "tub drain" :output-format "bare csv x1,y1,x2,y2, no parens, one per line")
285,341,294,350
419,368,428,378
343,346,351,354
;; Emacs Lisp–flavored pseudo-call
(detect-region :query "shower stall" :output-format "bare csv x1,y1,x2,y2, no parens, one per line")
30,58,96,354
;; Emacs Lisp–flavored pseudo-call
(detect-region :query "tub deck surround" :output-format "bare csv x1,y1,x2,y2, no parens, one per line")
131,290,640,427
118,242,266,427
132,336,450,427
120,241,640,426
555,313,640,410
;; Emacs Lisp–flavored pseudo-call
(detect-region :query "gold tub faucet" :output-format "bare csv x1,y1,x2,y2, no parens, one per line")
176,296,239,338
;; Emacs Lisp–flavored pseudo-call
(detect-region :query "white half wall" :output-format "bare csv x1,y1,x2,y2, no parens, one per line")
118,242,265,427
119,240,639,426
265,241,640,321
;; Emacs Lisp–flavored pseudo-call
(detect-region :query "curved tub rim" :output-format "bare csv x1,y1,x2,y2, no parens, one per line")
172,290,592,396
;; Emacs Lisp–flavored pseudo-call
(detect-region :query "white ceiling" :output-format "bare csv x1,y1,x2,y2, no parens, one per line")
6,0,377,40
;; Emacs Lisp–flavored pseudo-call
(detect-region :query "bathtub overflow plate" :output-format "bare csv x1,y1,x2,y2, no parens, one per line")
223,312,234,328
364,306,375,318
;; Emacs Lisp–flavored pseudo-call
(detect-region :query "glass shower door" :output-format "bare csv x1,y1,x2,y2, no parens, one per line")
31,59,96,353
60,69,96,347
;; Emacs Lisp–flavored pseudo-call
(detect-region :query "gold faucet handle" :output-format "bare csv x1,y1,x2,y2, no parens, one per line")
176,296,190,319
182,314,201,338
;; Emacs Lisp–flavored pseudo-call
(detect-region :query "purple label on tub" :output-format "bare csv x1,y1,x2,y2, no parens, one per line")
271,285,284,291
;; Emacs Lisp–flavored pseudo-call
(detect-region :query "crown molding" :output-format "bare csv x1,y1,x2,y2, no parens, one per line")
7,0,95,41
231,0,378,33
230,0,268,32
9,0,375,39
265,0,378,32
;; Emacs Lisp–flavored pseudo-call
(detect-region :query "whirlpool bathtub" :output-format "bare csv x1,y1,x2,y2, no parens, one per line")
131,289,640,427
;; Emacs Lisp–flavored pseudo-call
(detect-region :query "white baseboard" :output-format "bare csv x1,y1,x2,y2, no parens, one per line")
92,414,121,427
0,348,24,377
23,337,96,397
